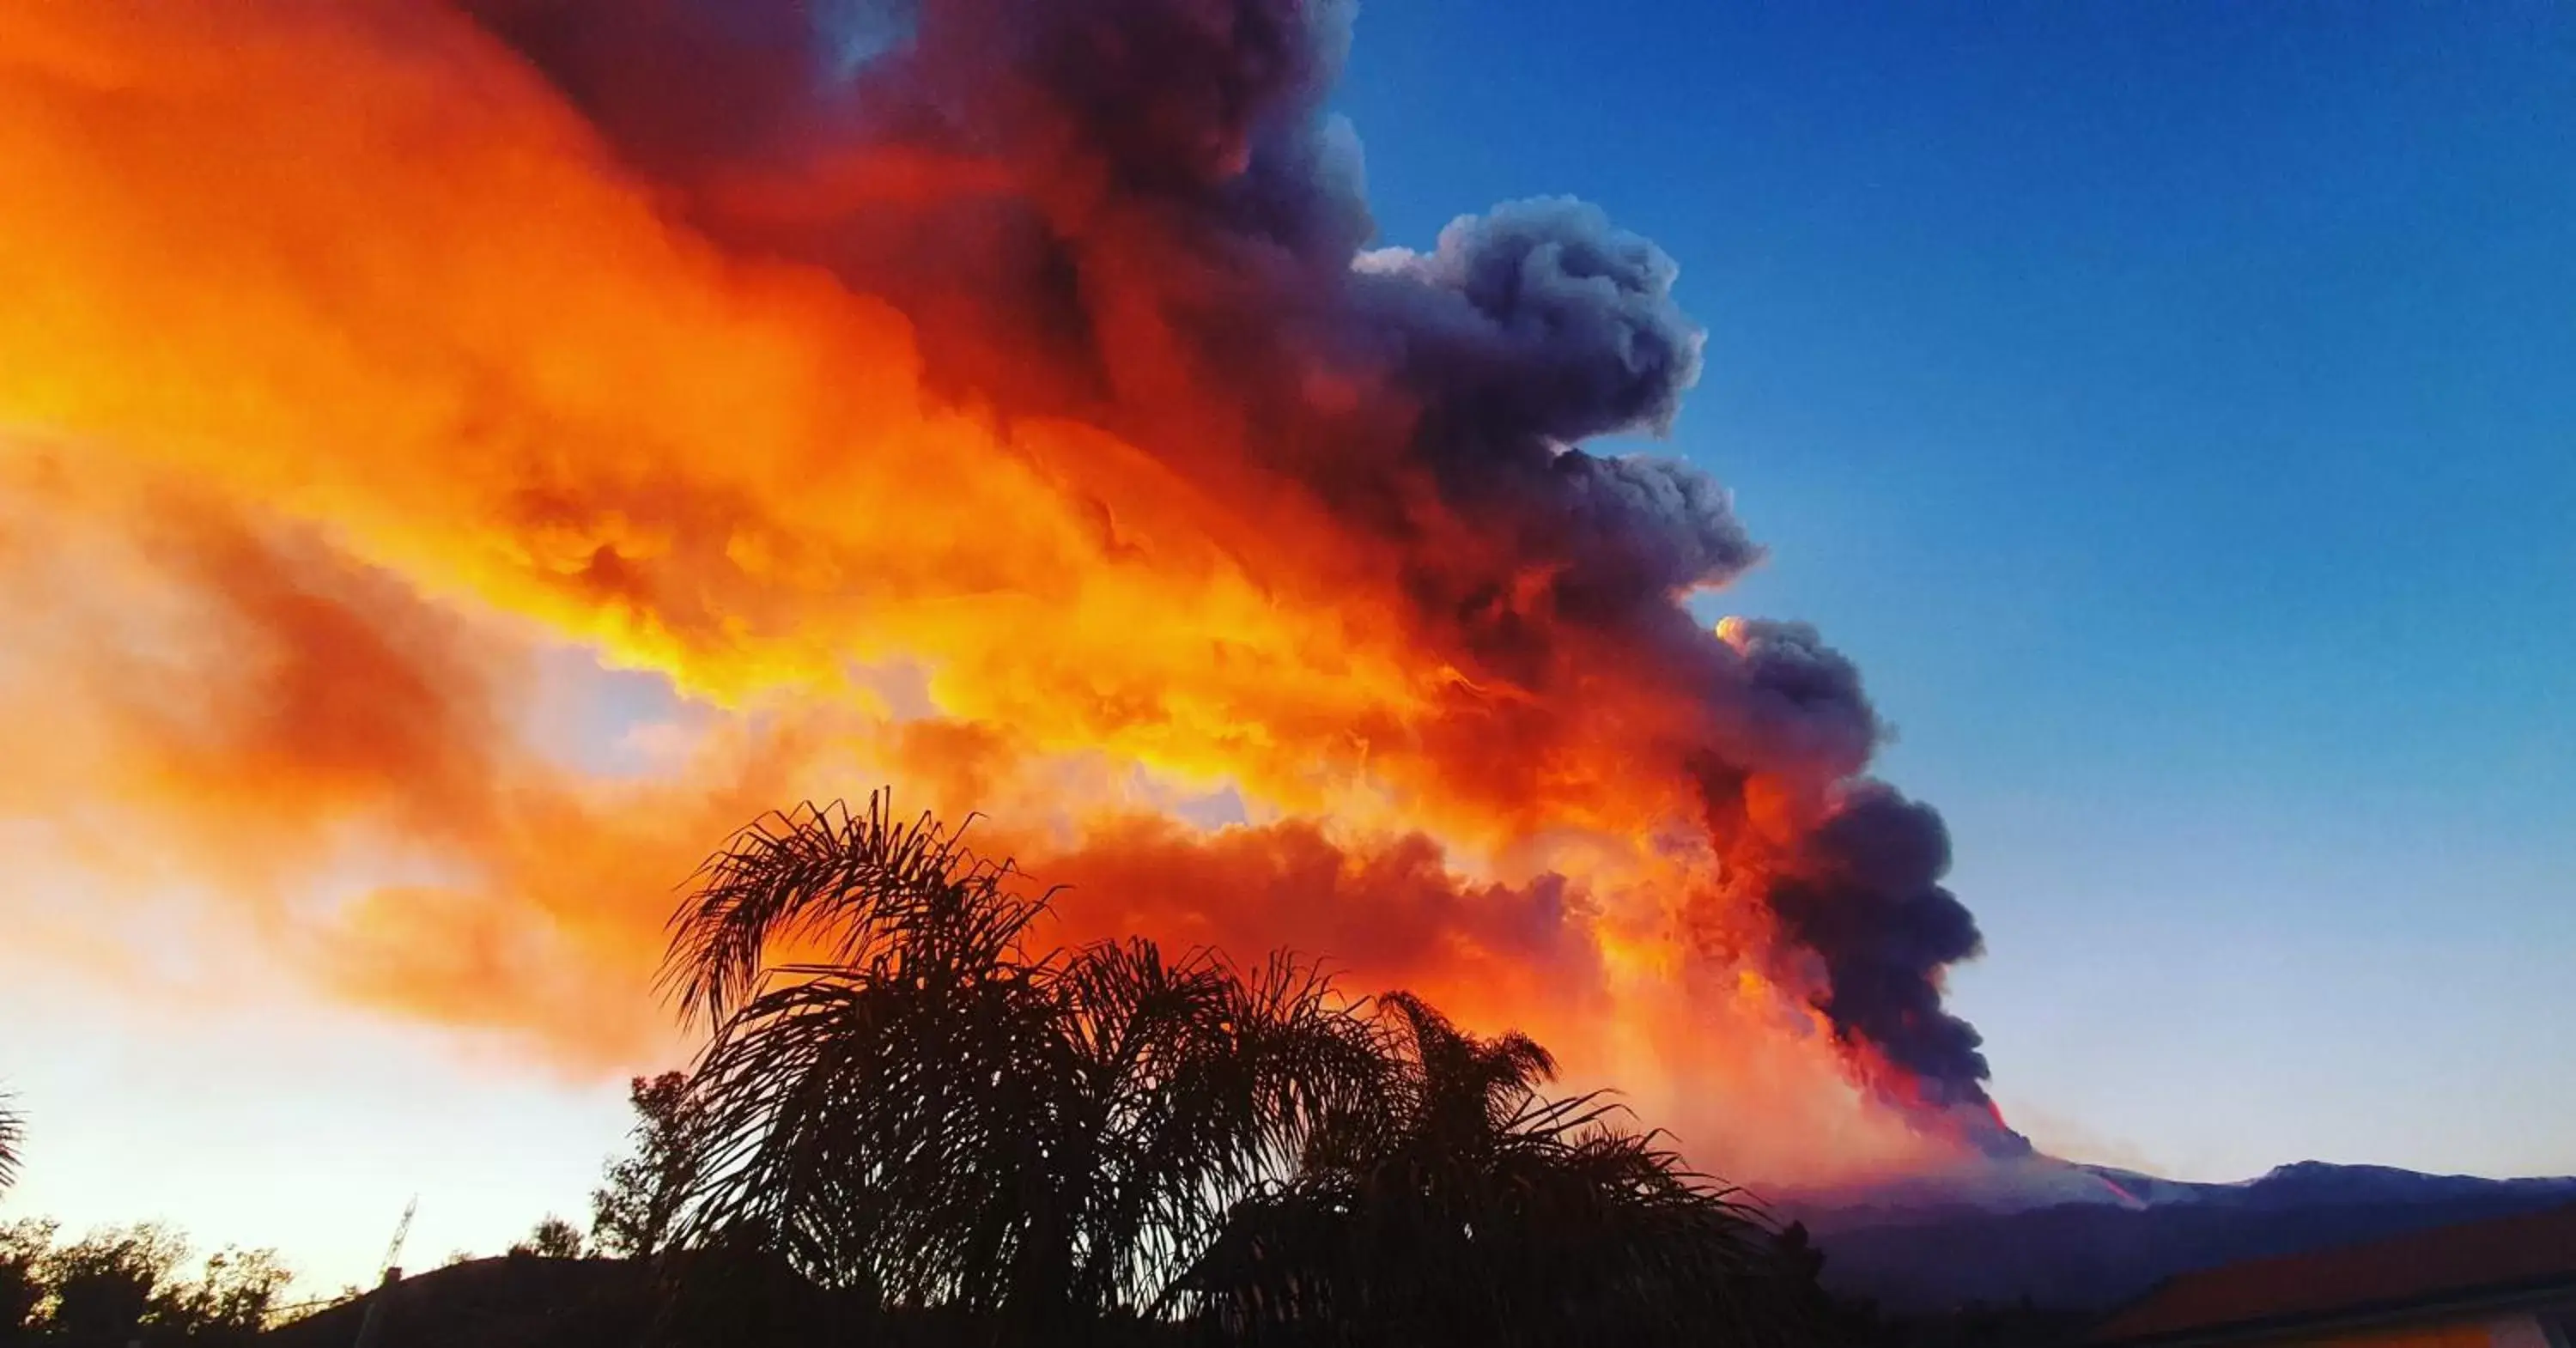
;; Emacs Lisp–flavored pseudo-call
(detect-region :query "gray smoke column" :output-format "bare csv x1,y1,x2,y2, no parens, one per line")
457,0,2010,1131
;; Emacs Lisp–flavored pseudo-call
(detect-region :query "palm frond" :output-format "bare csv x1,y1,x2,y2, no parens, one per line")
682,963,1069,1309
1055,941,1383,1316
660,792,1042,1029
658,796,1825,1344
0,1089,21,1193
1184,989,1822,1347
665,802,1381,1326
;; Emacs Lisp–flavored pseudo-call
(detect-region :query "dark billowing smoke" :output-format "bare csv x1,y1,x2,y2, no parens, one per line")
457,0,2005,1121
1771,787,1992,1099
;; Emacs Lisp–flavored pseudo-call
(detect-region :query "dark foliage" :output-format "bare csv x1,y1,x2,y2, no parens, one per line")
668,797,1382,1329
1,1221,48,1346
0,1221,285,1347
658,793,1827,1346
592,1073,712,1260
511,1218,588,1262
1182,993,1818,1347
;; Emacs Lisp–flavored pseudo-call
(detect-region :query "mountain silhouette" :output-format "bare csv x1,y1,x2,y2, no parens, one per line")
1800,1161,2576,1312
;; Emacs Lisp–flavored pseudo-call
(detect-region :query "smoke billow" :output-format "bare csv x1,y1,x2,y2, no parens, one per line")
449,0,2000,1125
0,0,2013,1164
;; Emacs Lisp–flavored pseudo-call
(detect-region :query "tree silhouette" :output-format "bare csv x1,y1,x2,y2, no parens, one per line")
660,794,1821,1345
160,1246,291,1345
512,1217,586,1260
592,1072,710,1259
45,1223,187,1347
0,1223,289,1347
665,797,1379,1329
1184,993,1812,1347
0,1220,53,1345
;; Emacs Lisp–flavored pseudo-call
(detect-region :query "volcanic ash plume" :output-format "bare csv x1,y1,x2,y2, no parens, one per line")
0,0,2017,1176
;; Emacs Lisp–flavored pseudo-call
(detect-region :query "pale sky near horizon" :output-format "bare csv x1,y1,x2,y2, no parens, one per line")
5,0,2573,1298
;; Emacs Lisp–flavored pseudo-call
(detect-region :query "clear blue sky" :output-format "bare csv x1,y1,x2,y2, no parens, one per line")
6,0,2573,1293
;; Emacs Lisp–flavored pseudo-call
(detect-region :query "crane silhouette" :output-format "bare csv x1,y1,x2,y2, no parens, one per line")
353,1196,416,1348
379,1196,416,1282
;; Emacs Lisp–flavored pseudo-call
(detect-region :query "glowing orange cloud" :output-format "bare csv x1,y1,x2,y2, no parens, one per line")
0,0,1998,1181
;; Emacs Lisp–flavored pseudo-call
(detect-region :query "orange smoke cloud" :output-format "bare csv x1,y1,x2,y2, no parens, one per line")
0,0,1992,1181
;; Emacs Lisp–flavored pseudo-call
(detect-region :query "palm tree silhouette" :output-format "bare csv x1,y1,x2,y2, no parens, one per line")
661,793,1818,1345
662,795,1379,1327
1184,994,1810,1346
